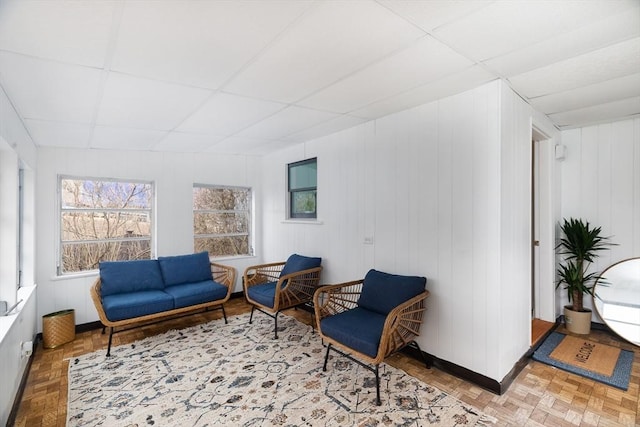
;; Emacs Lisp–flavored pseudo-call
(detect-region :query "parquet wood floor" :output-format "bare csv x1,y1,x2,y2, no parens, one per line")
11,298,640,426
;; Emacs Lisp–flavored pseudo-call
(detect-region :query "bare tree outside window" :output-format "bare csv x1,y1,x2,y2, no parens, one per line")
193,185,251,257
60,178,153,274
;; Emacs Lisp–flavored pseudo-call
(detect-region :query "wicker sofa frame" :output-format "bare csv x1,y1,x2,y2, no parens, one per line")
91,261,236,356
314,279,431,405
243,260,322,338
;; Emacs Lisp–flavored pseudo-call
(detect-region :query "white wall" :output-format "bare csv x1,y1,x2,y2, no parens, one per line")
0,84,38,426
560,118,640,319
260,80,559,382
36,148,263,328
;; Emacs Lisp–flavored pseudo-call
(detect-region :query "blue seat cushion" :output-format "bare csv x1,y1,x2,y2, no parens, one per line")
99,259,164,297
320,307,386,358
158,252,212,286
247,281,279,308
357,269,426,315
280,254,322,278
164,280,228,309
102,290,174,321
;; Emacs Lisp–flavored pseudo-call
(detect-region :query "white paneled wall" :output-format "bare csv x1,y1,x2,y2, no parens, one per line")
260,80,553,382
36,148,262,328
560,118,640,319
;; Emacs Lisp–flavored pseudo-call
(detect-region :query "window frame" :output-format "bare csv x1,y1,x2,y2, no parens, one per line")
57,175,155,276
193,184,253,258
288,158,317,220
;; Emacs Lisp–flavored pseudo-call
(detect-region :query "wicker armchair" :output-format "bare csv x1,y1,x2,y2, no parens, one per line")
243,254,322,338
314,269,430,405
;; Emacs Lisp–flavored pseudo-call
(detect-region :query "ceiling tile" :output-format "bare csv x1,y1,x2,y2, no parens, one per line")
433,0,639,61
549,96,640,128
529,73,640,114
177,92,286,135
0,0,115,67
224,0,425,103
96,72,212,130
205,136,273,155
112,1,312,89
90,126,168,150
152,131,226,152
484,9,640,77
352,66,496,119
237,105,340,140
300,36,472,113
0,52,102,122
282,114,368,143
378,0,492,32
509,37,640,98
24,119,92,148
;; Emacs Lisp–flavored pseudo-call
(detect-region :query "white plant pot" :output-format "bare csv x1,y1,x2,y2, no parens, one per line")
563,306,592,335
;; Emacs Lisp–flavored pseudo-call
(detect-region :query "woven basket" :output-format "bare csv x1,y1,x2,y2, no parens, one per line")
43,309,75,348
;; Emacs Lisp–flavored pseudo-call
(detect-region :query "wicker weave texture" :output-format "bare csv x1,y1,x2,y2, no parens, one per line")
42,309,76,348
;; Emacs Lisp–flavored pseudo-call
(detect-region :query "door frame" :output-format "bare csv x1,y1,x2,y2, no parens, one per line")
532,126,556,322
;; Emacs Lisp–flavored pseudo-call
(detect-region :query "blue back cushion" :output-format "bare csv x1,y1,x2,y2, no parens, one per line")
357,269,426,315
280,254,322,277
99,259,164,297
158,252,212,286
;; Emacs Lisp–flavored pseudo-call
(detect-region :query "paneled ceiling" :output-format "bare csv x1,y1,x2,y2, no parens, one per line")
0,0,638,155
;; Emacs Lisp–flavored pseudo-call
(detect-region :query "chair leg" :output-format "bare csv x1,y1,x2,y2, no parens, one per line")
409,341,432,368
106,327,114,357
323,343,332,371
249,306,255,324
273,311,279,339
221,305,228,324
374,364,381,406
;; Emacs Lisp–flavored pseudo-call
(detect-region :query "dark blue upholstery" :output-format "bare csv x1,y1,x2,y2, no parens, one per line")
165,280,229,309
158,252,212,286
357,269,426,315
247,281,278,308
102,290,174,321
280,254,322,277
320,307,387,358
99,259,164,297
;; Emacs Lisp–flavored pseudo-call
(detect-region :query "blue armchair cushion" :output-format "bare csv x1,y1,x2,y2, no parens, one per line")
158,252,212,286
280,254,322,277
357,269,426,315
247,281,279,308
165,280,228,309
99,259,165,297
102,290,174,321
320,307,386,358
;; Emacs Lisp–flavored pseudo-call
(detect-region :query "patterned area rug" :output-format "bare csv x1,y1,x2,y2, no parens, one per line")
67,313,496,426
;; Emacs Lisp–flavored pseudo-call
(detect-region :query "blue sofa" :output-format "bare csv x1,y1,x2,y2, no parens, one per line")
91,252,235,356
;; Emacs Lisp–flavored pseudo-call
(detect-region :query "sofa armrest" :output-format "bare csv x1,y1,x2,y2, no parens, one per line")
90,277,114,327
210,261,236,293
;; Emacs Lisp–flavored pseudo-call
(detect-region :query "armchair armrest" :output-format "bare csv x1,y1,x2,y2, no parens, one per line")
243,261,286,289
274,266,323,309
379,290,429,361
313,279,364,326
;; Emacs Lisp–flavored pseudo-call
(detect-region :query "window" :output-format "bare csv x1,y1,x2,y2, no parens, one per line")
59,177,153,274
288,158,317,219
193,185,252,257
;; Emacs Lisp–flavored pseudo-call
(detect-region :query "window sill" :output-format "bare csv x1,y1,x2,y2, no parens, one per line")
281,219,324,225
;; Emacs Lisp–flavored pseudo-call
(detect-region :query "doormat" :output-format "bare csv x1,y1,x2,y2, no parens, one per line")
532,332,634,390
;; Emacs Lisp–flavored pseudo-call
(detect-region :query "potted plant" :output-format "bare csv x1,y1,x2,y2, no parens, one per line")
556,218,613,334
